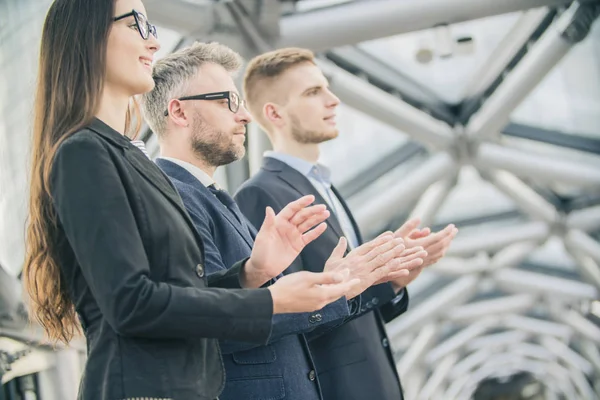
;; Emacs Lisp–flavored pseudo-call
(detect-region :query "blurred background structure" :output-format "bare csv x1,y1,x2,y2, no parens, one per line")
1,0,600,399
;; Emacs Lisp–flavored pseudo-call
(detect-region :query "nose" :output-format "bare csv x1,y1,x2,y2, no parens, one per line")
146,33,161,53
326,88,340,108
236,104,253,124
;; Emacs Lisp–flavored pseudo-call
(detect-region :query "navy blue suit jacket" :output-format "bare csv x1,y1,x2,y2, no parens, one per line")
235,157,409,400
157,159,351,400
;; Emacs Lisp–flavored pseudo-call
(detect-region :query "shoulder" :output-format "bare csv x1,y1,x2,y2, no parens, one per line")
56,128,107,156
170,179,213,218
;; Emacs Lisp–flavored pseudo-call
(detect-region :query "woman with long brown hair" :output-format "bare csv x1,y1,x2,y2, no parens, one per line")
23,0,359,398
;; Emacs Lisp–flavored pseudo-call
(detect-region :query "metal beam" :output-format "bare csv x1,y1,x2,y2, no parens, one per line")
278,0,574,52
325,46,456,124
475,142,600,188
551,309,600,343
447,220,549,257
481,169,560,223
338,141,426,199
418,353,458,400
144,0,214,35
354,153,457,234
387,275,479,341
503,122,600,155
566,206,600,232
460,7,552,102
565,229,600,265
466,2,600,139
409,175,457,228
540,336,594,375
446,294,537,322
425,317,499,364
494,268,599,300
318,59,455,150
397,323,438,377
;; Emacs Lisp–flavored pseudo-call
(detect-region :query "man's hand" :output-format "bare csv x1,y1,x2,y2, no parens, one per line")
242,195,330,288
396,218,458,268
323,233,423,299
388,218,458,291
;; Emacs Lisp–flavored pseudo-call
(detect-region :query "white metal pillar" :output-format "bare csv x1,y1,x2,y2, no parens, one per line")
318,59,455,150
466,2,593,139
409,176,457,227
354,152,457,234
475,142,600,187
278,0,572,51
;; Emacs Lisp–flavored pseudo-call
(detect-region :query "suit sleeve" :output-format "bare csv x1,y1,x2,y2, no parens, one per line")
176,186,350,354
51,134,273,342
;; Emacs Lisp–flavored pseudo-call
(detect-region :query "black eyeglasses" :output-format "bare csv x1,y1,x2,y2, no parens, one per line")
114,9,157,40
164,91,245,116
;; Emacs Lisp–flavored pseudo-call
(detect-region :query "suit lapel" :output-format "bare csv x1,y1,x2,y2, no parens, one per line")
271,159,346,240
157,159,255,249
331,184,364,245
124,150,205,248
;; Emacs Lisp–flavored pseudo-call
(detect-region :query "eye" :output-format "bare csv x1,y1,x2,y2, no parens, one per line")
129,23,138,30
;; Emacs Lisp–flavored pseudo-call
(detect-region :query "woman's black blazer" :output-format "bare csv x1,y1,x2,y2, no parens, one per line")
50,118,273,400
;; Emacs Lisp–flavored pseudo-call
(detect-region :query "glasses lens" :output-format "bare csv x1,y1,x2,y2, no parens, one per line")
136,12,149,39
230,92,240,113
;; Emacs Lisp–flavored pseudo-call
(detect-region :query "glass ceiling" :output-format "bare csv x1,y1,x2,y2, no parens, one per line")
510,21,600,138
358,11,523,104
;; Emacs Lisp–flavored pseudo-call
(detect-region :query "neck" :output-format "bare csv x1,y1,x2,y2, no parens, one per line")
160,139,217,178
272,135,320,163
96,86,131,135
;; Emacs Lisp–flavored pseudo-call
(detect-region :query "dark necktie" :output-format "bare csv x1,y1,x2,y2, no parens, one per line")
208,184,246,225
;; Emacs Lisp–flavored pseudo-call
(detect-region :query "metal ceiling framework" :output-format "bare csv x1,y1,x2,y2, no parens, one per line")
2,0,600,398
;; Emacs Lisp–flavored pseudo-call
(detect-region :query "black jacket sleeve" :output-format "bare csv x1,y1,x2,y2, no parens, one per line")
50,133,273,342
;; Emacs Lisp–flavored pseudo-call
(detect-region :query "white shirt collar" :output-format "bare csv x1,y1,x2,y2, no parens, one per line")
159,156,215,188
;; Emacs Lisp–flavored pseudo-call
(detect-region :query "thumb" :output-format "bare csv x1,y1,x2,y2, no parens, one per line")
396,218,421,238
262,206,276,230
329,237,348,262
312,269,349,285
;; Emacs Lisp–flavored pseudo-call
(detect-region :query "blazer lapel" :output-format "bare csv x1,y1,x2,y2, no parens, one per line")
157,159,255,249
331,184,364,245
124,150,205,248
266,158,346,240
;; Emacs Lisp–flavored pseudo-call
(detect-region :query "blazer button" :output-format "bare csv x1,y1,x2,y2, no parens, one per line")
196,264,205,278
382,338,389,348
308,315,317,324
315,313,322,322
372,297,379,305
308,370,316,381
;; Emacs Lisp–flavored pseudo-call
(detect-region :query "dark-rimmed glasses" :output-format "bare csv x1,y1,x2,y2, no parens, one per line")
114,9,158,40
164,91,245,116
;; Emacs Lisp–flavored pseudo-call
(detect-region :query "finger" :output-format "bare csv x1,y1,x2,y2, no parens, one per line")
318,278,362,304
409,227,430,239
288,204,328,226
386,269,411,280
260,206,276,231
301,222,328,245
399,246,424,257
309,269,350,285
364,237,405,263
296,210,330,233
277,195,317,221
350,233,395,257
329,237,348,262
395,218,421,238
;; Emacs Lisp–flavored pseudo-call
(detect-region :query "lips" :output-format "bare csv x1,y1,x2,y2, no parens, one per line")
139,57,153,68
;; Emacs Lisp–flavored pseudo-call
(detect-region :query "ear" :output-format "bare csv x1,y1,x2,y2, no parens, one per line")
167,99,189,128
263,103,283,126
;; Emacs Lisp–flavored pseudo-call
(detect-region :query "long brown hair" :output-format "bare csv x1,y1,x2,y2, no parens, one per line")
23,0,138,344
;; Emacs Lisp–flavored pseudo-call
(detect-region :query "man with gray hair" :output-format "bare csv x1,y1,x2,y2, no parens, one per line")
142,42,416,400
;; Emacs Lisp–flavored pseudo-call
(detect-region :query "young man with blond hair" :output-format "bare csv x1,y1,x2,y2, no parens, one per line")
236,47,458,400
